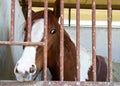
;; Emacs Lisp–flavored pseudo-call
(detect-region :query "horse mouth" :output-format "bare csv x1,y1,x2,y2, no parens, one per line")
15,73,33,82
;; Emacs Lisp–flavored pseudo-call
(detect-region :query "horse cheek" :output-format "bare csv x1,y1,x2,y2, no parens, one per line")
35,47,44,70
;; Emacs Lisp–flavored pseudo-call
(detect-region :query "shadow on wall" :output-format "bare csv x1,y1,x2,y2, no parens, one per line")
104,58,120,82
0,46,15,80
112,62,120,82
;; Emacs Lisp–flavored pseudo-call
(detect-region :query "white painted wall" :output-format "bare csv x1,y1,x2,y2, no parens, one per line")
65,26,120,63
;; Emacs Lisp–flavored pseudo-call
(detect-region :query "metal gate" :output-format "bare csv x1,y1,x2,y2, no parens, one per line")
0,0,119,86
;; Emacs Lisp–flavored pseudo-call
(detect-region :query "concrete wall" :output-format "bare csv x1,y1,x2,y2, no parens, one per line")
65,26,120,63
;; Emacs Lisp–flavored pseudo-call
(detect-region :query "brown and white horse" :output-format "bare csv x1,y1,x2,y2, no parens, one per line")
14,0,107,82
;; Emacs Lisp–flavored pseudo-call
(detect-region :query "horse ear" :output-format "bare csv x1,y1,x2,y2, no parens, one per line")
53,0,60,21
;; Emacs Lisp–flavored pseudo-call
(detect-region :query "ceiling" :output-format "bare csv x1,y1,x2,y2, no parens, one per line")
19,0,120,10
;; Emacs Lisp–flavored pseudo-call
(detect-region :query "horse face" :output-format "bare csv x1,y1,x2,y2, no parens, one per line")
36,12,60,70
14,11,60,81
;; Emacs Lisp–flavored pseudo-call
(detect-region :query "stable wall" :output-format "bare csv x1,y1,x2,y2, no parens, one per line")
65,26,120,63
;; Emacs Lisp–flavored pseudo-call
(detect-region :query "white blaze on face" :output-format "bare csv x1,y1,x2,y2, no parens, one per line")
31,19,44,42
14,19,44,82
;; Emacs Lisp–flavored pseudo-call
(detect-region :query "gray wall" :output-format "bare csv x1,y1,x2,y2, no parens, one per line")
65,26,120,63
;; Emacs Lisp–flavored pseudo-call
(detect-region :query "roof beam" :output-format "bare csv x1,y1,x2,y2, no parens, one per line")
20,1,120,10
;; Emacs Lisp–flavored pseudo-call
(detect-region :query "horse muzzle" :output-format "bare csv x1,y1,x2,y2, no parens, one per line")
14,64,38,82
15,71,33,82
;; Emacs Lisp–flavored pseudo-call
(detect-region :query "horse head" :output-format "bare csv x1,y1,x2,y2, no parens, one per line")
14,0,107,82
14,0,62,81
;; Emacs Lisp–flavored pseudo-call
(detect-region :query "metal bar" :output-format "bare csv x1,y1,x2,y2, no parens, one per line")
107,0,112,82
27,0,32,41
43,0,48,81
92,0,96,81
68,8,71,27
10,0,15,41
60,0,64,81
76,0,80,81
1,81,120,86
0,41,44,46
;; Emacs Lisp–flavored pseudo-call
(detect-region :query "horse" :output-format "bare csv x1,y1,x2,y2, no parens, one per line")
14,0,107,82
0,0,25,79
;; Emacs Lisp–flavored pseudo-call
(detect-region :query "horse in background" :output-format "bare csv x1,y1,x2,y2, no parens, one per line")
0,0,25,79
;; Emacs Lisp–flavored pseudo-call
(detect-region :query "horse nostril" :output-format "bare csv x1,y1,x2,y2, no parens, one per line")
15,68,19,73
29,65,36,73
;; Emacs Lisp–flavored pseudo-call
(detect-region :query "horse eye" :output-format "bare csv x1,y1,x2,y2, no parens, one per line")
50,29,56,34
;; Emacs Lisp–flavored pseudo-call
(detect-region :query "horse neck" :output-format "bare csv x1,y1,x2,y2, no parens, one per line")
0,0,25,64
48,30,77,81
64,31,77,80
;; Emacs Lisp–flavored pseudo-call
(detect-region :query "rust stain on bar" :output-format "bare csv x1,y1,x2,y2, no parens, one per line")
92,0,96,81
60,0,64,81
0,41,44,46
10,0,15,41
43,0,48,81
76,0,80,81
107,0,112,82
27,0,32,41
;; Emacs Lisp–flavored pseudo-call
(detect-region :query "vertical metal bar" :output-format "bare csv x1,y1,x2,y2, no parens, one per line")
92,0,96,81
27,0,32,41
107,0,112,82
10,0,15,41
68,8,71,27
76,0,80,81
43,0,48,81
60,0,64,81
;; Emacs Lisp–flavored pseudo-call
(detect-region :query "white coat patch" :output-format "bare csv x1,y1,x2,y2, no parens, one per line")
14,19,44,82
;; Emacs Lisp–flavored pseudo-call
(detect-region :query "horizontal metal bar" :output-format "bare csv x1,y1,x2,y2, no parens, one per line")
0,81,120,86
0,41,44,46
